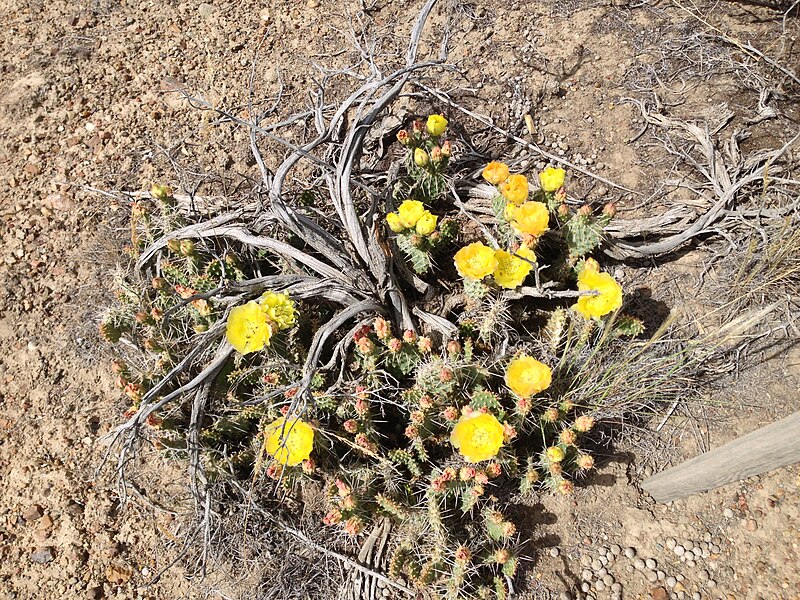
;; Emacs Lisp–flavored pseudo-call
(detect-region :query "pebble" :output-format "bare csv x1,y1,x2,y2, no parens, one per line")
592,559,602,570
559,593,572,600
611,582,622,593
595,581,606,592
23,505,44,521
745,518,758,531
723,508,734,518
31,547,55,564
624,547,637,559
673,545,685,556
597,567,608,577
634,558,645,570
582,569,593,581
666,538,676,549
657,570,666,580
610,544,621,556
646,570,658,583
197,2,213,18
581,582,591,593
692,547,702,558
581,555,592,567
692,594,701,600
603,575,614,586
651,586,669,600
549,547,560,558
646,558,657,570
708,579,717,588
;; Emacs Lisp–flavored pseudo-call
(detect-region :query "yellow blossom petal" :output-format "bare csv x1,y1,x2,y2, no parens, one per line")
546,446,565,463
259,291,297,330
226,301,271,354
505,354,552,398
427,114,448,137
450,412,505,462
482,161,510,185
574,268,623,319
386,212,406,233
264,416,314,466
500,174,529,205
539,167,566,192
397,199,426,228
415,211,438,235
454,242,498,281
509,201,549,237
493,248,534,289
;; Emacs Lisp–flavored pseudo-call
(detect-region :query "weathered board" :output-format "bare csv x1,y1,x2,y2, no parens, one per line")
641,411,800,503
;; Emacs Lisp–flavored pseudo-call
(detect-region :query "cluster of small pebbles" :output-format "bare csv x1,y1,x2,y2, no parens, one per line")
557,533,728,600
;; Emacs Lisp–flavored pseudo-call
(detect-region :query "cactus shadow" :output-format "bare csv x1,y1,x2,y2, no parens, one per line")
623,286,672,338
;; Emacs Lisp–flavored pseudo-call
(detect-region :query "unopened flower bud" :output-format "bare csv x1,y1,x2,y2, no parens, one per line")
150,184,173,201
134,311,150,324
301,458,315,474
193,323,208,333
343,419,358,434
555,187,567,203
414,148,429,167
558,479,574,495
442,406,459,421
430,145,442,163
574,415,595,432
387,338,403,353
578,204,593,218
557,203,570,219
403,329,416,343
417,336,432,353
542,407,559,422
577,453,595,470
151,277,169,290
410,410,425,424
559,429,577,445
410,233,425,249
396,129,410,145
405,424,419,438
602,202,617,218
418,394,433,409
166,239,182,253
439,367,454,382
446,340,461,355
411,119,425,135
454,546,471,563
179,239,196,256
441,140,452,156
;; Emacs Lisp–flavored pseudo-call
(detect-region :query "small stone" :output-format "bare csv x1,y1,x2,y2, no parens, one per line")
666,538,676,549
723,508,734,518
692,547,702,558
592,559,602,570
686,559,696,568
634,558,645,570
708,579,717,588
676,574,684,582
581,555,592,567
306,0,319,7
692,593,700,600
597,567,608,577
610,544,621,556
599,555,609,566
698,569,709,580
582,569,593,581
603,575,614,586
549,547,560,558
594,581,606,592
666,576,677,587
745,518,758,531
611,582,622,593
651,586,669,600
674,545,685,556
657,570,666,580
31,547,55,564
86,586,104,600
581,582,591,593
646,570,658,583
624,547,637,559
198,2,213,18
646,558,657,570
23,505,44,521
559,593,572,600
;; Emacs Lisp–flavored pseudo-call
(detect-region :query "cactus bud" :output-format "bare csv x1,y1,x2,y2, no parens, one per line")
266,463,283,479
334,479,351,496
602,202,617,218
166,239,182,253
341,494,357,511
542,407,560,422
459,466,476,481
446,340,461,356
442,467,457,481
99,321,122,343
549,462,563,476
124,382,143,402
430,145,442,163
143,338,161,351
356,337,375,355
150,184,173,201
454,546,471,564
557,203,570,220
418,394,433,409
150,307,163,321
193,324,208,333
410,410,425,424
413,148,429,167
578,204,592,218
344,517,364,536
387,338,403,353
577,453,595,470
410,233,425,249
323,509,342,526
557,479,575,495
343,419,358,434
546,446,565,462
404,424,419,438
486,462,502,478
411,119,425,135
396,129,410,145
494,548,511,564
555,187,567,203
559,429,577,445
151,277,169,290
373,317,391,339
354,398,369,417
441,140,452,156
474,471,489,485
134,311,150,324
179,239,196,256
403,329,416,343
110,359,127,374
516,397,533,415
574,415,595,432
439,367,454,382
417,336,432,353
131,201,151,218
442,406,458,421
560,398,575,412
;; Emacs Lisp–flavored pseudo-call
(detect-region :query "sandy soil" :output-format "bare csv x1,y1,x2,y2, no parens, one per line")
0,0,798,598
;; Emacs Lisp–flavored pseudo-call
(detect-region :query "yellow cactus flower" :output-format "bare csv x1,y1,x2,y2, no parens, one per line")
505,354,552,398
397,199,426,228
264,416,314,466
427,114,448,137
493,247,534,289
226,301,272,354
386,212,406,233
546,446,565,463
454,242,498,281
415,211,438,235
482,161,510,185
509,201,550,237
574,268,623,319
500,174,529,205
450,412,505,463
539,166,566,192
259,291,296,330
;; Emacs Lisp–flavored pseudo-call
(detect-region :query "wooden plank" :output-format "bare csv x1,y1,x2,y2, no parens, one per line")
641,411,800,503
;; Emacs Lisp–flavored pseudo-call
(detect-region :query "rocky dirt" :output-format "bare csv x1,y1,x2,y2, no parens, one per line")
0,0,798,598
